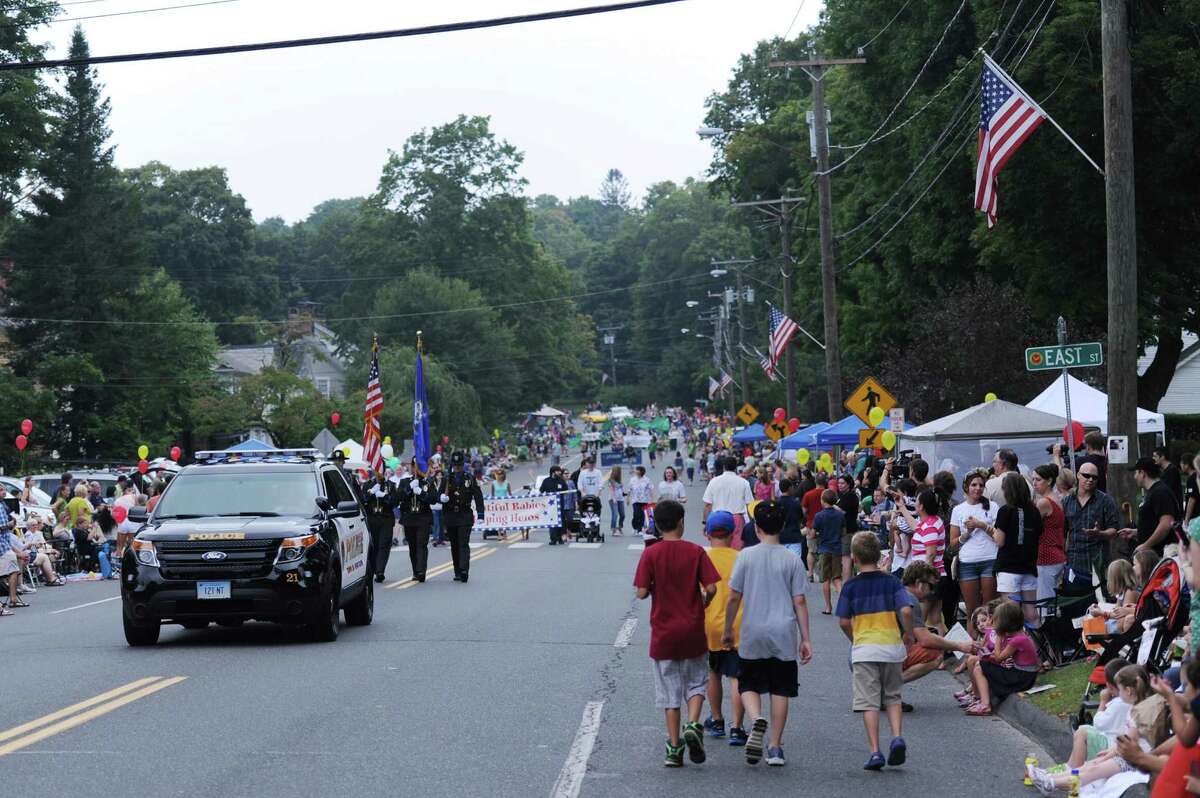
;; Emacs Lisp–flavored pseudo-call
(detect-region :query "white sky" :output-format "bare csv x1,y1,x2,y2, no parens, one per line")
33,0,822,221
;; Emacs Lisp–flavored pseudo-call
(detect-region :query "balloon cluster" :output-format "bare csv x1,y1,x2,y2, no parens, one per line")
14,418,33,452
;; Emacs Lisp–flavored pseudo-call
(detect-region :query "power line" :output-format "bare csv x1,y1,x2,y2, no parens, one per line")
43,0,241,24
853,0,913,53
781,0,807,41
0,0,689,71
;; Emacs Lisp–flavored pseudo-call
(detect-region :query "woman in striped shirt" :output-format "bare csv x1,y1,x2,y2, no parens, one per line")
898,490,949,633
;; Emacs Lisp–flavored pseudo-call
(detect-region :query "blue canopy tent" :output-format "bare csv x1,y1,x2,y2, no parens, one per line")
731,423,768,443
225,438,274,452
815,415,913,448
778,422,831,450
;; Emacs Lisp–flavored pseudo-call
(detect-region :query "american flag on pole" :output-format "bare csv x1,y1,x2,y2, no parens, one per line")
708,376,720,400
767,303,799,370
974,55,1046,228
754,346,779,382
362,337,384,475
719,370,733,394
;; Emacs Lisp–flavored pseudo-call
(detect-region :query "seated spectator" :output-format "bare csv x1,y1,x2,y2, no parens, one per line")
1066,658,1133,769
14,520,65,586
899,562,973,687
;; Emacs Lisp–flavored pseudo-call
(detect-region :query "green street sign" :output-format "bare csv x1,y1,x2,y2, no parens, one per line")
1025,342,1103,372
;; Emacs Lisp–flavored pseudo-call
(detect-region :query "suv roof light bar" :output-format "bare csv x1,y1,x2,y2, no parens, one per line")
193,448,322,463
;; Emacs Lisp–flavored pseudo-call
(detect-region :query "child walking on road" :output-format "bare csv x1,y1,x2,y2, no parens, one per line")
836,531,915,771
634,499,721,767
703,511,746,745
722,501,812,767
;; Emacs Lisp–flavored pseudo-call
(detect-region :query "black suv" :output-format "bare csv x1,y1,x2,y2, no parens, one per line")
120,449,374,645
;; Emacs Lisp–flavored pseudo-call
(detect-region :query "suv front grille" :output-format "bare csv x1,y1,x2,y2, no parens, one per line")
156,539,281,580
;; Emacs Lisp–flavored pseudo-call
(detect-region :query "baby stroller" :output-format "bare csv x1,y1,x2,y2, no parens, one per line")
1071,555,1190,729
573,495,604,543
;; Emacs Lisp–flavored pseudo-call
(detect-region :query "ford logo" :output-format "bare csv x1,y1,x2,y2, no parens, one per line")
201,551,228,561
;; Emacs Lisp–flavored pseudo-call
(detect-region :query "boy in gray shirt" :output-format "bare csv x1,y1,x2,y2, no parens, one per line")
722,501,813,768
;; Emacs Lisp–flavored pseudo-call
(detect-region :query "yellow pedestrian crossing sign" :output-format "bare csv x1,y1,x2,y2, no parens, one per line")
845,377,897,426
736,403,759,426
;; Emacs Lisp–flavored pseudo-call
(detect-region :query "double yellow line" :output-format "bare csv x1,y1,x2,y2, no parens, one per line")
385,547,497,590
0,676,186,757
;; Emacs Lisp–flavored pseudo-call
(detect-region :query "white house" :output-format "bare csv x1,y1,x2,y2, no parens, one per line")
215,306,349,399
1137,332,1200,415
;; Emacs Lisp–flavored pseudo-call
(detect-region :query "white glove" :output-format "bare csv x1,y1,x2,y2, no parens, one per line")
440,494,450,503
410,479,421,492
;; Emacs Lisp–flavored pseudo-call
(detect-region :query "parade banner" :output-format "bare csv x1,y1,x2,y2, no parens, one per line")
475,493,561,532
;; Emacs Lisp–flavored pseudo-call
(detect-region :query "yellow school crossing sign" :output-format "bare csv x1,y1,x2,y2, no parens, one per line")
736,403,759,426
845,376,897,426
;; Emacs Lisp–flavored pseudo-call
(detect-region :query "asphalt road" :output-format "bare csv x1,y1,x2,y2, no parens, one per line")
0,454,1048,796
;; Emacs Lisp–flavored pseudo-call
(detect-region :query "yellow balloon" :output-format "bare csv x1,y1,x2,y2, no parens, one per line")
821,460,835,474
985,392,998,403
818,451,832,463
341,446,351,457
796,448,811,465
868,407,886,427
384,436,392,444
137,445,149,460
881,431,897,450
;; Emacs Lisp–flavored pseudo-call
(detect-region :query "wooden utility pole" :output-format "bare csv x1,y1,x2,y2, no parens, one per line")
712,258,756,409
1101,0,1137,512
770,55,865,421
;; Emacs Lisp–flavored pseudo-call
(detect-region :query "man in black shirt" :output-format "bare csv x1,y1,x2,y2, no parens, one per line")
1182,452,1198,525
1154,446,1184,510
1055,431,1108,494
1119,457,1179,556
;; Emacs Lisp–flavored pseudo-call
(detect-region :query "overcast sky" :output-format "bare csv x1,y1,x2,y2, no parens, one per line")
33,0,822,222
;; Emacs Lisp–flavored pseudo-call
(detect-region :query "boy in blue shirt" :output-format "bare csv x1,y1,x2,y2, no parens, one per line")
812,489,845,614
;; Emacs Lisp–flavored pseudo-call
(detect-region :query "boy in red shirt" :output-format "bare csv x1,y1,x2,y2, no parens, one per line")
634,499,722,767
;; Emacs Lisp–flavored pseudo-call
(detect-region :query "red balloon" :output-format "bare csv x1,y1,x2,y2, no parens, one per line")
20,419,32,436
169,446,182,461
138,458,149,474
111,505,128,524
787,418,801,433
14,434,28,451
773,407,786,422
331,412,341,426
1062,421,1086,448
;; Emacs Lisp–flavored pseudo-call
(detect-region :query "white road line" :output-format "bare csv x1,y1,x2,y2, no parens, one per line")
567,542,601,549
550,700,604,798
508,542,544,549
468,542,489,549
626,544,644,551
50,595,121,615
613,617,637,648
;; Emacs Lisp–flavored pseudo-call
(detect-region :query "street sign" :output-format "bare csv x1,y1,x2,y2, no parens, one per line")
889,408,905,434
763,421,788,442
845,376,897,426
311,428,340,456
737,403,759,426
858,428,883,449
1024,342,1103,372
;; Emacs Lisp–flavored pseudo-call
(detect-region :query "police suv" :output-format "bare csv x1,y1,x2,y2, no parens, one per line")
120,448,373,646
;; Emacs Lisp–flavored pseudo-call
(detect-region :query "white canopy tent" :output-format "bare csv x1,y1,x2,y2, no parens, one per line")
530,405,567,418
1025,374,1165,436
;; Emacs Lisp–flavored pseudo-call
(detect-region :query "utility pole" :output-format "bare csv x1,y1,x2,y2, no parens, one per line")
770,55,865,422
598,325,623,387
730,197,806,418
1101,0,1138,516
712,258,756,409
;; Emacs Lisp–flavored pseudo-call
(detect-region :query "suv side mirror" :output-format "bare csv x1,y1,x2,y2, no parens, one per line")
315,497,332,513
334,500,360,517
129,507,148,523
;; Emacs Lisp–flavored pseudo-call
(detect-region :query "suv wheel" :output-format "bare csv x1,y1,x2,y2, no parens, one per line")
124,612,161,646
309,568,340,642
344,573,374,626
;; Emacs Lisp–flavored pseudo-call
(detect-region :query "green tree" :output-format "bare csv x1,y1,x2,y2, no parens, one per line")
194,368,336,449
0,0,56,221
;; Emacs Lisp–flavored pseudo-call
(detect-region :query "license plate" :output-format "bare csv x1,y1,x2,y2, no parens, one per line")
196,581,231,600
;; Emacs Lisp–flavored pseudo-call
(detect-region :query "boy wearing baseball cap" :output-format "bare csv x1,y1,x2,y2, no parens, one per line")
703,511,747,745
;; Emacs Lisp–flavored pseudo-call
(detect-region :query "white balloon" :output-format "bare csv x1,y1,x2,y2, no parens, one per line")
380,443,394,460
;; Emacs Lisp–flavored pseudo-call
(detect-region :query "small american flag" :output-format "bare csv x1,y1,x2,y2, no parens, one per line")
767,303,799,369
362,337,384,475
719,370,733,393
974,55,1046,228
755,347,779,382
708,376,720,400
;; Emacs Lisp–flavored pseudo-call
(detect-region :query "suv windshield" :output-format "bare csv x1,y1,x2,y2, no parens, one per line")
154,471,318,518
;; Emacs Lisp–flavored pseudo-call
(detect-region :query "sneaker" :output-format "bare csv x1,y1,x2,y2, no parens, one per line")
901,701,914,713
864,751,886,771
682,721,706,764
745,717,768,765
766,746,786,766
664,742,684,768
727,726,748,746
1033,770,1058,796
703,717,726,738
888,736,907,767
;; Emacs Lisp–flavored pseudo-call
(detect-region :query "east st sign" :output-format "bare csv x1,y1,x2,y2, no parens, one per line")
1024,342,1104,372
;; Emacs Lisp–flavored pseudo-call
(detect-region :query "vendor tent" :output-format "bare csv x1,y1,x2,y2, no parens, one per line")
897,400,1096,483
335,438,366,463
732,423,768,443
1025,374,1165,436
778,422,831,451
531,405,567,417
815,415,913,448
225,439,273,452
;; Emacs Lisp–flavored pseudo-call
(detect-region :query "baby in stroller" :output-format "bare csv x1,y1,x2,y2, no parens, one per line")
575,495,604,543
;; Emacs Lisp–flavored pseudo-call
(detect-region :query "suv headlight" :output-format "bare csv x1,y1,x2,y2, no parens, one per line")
275,533,320,565
130,538,159,567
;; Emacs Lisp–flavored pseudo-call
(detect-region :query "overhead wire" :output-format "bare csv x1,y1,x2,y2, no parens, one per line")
781,0,808,41
853,0,914,53
14,0,242,26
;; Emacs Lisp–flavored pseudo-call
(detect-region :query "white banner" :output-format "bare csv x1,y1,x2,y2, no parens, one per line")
581,432,601,442
624,433,651,448
475,493,561,532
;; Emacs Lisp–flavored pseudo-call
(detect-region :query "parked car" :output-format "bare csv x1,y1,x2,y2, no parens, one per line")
29,470,121,500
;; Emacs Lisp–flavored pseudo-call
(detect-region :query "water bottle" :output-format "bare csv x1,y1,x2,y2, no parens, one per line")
1023,751,1038,785
1069,768,1081,797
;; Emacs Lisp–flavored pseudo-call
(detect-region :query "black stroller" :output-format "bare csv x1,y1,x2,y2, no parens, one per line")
571,495,604,543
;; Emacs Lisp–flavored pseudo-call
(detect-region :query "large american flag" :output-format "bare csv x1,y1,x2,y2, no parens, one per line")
362,338,384,475
974,55,1046,228
767,303,799,370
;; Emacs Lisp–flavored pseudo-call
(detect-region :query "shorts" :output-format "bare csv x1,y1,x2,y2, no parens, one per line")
1079,725,1110,760
958,558,996,581
852,661,903,711
1037,563,1066,601
737,657,798,698
902,644,942,671
817,552,840,582
996,571,1038,594
652,656,709,709
0,550,17,577
841,533,853,556
708,650,741,679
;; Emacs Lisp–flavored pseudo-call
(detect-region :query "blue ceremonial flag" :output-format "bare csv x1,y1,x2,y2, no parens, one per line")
413,344,432,473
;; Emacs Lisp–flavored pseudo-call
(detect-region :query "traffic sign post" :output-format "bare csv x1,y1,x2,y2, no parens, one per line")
858,428,882,449
737,403,759,426
888,408,905,434
1026,320,1103,456
763,421,788,442
844,377,897,426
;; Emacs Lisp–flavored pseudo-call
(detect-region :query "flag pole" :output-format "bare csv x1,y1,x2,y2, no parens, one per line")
982,51,1105,177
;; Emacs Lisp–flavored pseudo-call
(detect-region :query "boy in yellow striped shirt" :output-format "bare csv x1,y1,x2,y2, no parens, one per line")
702,511,746,744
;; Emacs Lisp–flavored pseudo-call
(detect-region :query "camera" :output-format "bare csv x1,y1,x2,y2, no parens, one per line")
889,449,914,482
